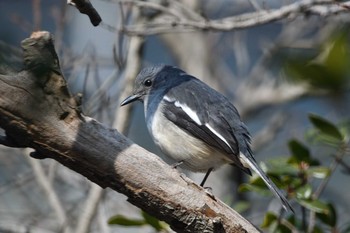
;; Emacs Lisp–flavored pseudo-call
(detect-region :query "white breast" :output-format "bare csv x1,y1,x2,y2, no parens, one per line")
145,101,230,172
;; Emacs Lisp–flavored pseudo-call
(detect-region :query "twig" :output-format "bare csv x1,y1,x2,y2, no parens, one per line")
119,0,183,19
0,170,35,194
75,184,105,233
166,0,205,21
48,160,58,183
236,80,307,117
25,149,70,233
314,144,348,198
32,0,41,31
280,218,300,233
332,153,350,174
113,1,127,69
67,0,102,26
307,142,349,233
112,6,145,134
247,0,263,11
96,203,109,233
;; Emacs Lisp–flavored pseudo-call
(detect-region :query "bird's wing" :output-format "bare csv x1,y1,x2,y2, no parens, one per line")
162,77,251,173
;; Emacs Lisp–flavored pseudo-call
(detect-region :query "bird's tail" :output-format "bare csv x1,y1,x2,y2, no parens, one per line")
240,152,294,213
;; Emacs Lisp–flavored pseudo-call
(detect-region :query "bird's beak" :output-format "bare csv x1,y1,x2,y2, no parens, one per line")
120,93,142,106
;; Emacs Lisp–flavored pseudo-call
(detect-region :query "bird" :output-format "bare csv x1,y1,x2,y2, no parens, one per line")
121,64,293,212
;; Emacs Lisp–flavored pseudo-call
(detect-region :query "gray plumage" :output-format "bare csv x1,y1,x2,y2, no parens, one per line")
121,64,293,212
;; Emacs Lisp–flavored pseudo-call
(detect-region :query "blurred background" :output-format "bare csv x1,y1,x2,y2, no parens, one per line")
0,0,350,232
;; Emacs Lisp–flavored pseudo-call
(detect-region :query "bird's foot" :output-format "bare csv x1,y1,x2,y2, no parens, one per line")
171,160,183,169
203,187,216,201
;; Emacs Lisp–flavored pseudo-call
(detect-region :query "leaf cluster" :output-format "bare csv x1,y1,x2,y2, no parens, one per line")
242,114,350,233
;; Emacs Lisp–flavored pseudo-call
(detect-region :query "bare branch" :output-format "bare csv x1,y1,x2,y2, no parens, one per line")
25,150,70,233
114,0,350,36
75,184,105,233
236,79,307,116
67,0,102,26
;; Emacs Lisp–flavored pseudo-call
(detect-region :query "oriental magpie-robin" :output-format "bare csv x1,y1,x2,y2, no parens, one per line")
121,65,293,212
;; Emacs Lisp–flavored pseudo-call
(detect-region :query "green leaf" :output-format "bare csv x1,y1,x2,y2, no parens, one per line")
316,203,337,227
288,139,320,166
296,184,312,199
285,214,296,227
306,166,330,179
261,212,277,228
338,119,350,142
305,128,343,147
141,211,166,231
239,175,276,195
239,183,271,195
313,225,325,233
287,175,304,188
288,139,311,164
283,30,350,92
264,158,299,176
108,215,145,226
296,199,329,214
320,31,350,80
276,225,293,233
232,201,250,213
308,114,343,141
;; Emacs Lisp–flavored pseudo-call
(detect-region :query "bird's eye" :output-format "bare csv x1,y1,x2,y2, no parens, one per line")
144,79,152,87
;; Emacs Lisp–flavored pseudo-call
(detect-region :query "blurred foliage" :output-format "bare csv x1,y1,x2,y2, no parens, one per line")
284,29,350,92
232,200,251,213
270,35,350,233
242,114,350,232
108,211,168,232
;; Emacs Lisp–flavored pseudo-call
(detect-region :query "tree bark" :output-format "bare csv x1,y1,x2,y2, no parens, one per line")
0,31,260,233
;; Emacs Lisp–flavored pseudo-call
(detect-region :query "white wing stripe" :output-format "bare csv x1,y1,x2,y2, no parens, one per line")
163,95,202,125
205,123,233,150
175,101,202,125
163,95,174,102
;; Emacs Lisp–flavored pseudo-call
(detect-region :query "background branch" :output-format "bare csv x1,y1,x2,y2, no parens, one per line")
67,0,102,26
75,183,105,233
105,0,350,35
25,151,70,233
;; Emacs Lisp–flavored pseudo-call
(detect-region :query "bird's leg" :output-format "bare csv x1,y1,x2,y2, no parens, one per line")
171,160,183,169
200,167,213,187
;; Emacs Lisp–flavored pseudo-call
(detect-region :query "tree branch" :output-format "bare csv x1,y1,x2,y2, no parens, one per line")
67,0,102,26
111,0,350,36
0,31,260,233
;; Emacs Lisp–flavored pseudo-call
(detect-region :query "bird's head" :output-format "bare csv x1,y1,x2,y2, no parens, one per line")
120,65,186,106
